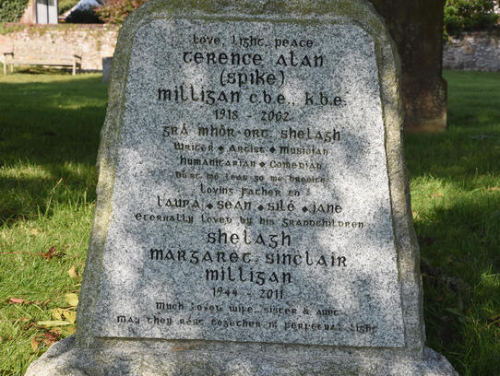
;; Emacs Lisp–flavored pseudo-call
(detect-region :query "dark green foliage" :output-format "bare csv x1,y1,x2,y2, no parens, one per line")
0,0,29,22
445,0,499,36
65,8,103,23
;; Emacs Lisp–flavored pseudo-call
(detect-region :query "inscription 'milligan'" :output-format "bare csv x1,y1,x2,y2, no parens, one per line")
205,266,292,286
158,86,241,105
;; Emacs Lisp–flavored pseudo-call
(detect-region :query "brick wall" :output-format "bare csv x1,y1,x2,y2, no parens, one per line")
0,24,118,71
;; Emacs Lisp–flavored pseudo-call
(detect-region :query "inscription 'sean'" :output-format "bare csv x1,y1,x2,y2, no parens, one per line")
94,20,406,347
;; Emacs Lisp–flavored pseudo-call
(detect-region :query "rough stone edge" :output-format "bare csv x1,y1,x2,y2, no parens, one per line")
26,337,458,375
24,0,456,374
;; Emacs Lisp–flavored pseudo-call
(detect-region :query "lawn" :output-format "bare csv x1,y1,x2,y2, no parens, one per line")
406,71,500,375
0,69,499,375
0,70,106,374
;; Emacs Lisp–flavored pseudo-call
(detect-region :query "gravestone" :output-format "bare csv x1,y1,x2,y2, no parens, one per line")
26,0,458,375
102,56,113,84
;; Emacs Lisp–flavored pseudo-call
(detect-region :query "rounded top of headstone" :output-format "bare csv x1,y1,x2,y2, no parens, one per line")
123,0,390,33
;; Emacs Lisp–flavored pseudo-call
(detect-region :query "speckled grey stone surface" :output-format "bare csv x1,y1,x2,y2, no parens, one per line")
93,18,404,347
27,337,458,376
26,0,457,374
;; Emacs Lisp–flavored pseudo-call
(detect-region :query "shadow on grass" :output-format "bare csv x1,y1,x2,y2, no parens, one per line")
402,71,500,375
405,71,500,181
0,75,108,226
415,192,500,375
405,130,500,181
4,66,78,75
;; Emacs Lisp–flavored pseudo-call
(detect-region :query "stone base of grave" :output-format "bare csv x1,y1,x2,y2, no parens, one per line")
26,336,458,376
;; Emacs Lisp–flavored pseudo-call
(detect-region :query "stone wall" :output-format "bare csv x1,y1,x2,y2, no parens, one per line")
0,24,118,71
444,31,500,72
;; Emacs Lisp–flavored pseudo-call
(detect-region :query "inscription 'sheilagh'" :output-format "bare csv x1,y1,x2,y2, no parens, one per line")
94,19,405,347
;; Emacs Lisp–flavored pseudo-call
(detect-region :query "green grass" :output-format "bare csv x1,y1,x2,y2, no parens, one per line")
0,70,107,374
0,69,499,375
406,71,500,376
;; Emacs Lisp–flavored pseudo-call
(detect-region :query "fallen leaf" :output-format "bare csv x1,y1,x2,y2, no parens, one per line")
31,330,60,350
65,311,77,324
37,320,71,327
30,229,40,236
65,293,79,307
8,297,25,304
67,266,79,282
31,337,39,351
40,246,56,260
43,330,59,344
8,298,50,307
51,308,64,321
51,308,76,324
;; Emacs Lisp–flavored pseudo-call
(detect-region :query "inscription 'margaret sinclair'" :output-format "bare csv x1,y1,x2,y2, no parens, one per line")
93,19,405,348
150,248,348,268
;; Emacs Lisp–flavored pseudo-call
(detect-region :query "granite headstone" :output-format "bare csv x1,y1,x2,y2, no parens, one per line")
26,0,458,375
102,56,113,84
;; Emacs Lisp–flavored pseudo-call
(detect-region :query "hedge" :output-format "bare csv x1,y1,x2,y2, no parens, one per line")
0,0,29,22
445,0,499,36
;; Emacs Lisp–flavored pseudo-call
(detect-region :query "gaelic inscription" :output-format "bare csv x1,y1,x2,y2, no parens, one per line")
94,20,405,347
